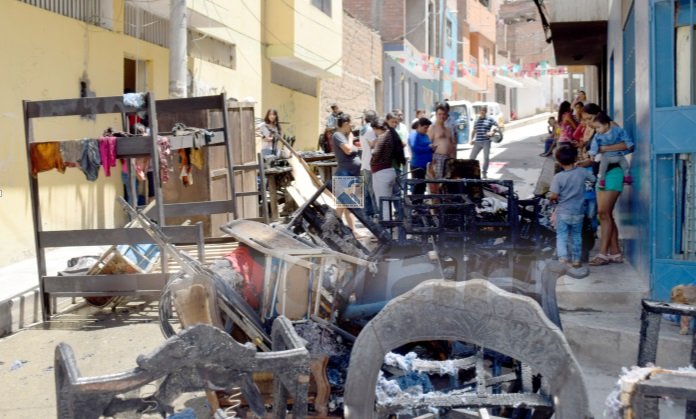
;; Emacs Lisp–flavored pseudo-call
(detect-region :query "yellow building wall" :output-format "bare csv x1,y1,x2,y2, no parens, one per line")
265,0,343,78
0,2,169,266
188,0,263,105
261,60,321,151
293,0,343,78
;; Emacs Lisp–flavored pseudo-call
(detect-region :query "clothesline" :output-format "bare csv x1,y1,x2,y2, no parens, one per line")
29,123,217,187
29,135,171,183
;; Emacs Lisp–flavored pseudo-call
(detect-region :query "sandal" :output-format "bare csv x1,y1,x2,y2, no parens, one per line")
608,253,624,263
589,254,611,266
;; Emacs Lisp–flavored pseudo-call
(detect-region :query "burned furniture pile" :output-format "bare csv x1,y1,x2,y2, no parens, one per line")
53,144,589,417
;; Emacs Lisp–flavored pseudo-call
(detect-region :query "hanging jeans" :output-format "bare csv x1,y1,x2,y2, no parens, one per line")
556,213,584,263
361,169,377,218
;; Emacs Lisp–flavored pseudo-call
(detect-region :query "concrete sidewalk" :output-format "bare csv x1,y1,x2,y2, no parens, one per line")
0,246,106,337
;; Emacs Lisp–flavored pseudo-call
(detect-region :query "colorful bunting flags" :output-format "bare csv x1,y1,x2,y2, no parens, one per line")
385,45,567,80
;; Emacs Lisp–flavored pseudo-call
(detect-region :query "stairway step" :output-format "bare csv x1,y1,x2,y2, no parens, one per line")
562,311,693,370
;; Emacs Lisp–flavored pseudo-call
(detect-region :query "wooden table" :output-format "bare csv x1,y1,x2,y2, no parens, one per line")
264,166,292,220
299,152,335,163
308,161,337,186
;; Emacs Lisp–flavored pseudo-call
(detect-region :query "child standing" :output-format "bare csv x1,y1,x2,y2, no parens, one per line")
590,112,633,188
550,146,597,268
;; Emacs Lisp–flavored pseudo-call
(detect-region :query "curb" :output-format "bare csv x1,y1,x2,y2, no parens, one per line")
0,288,41,338
505,112,553,131
0,288,81,338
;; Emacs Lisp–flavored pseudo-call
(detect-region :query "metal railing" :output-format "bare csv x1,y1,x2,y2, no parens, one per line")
124,2,169,48
19,0,101,25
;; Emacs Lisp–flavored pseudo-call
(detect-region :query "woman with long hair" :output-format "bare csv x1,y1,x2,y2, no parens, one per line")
259,108,281,157
578,104,634,265
332,113,361,232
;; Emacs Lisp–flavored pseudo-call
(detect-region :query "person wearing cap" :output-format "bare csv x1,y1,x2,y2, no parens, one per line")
408,117,436,197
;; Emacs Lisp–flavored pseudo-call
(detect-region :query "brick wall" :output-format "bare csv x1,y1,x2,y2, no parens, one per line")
344,0,405,42
343,0,373,29
497,0,555,64
320,11,384,127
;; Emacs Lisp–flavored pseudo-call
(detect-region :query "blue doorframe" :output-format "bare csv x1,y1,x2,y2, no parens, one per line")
609,52,615,118
650,0,696,300
623,7,636,138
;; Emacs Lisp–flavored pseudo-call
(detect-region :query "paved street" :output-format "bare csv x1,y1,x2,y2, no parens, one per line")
457,114,550,198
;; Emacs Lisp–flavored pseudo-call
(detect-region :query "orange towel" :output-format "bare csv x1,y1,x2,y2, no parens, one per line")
30,142,65,177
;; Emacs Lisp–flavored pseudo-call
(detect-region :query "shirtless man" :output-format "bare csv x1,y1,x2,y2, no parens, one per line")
427,102,456,178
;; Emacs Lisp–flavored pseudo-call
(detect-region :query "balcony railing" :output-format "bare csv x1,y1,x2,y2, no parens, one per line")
125,3,169,48
19,0,101,25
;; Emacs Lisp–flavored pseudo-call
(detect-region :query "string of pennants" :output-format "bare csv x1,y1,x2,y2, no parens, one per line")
390,54,568,79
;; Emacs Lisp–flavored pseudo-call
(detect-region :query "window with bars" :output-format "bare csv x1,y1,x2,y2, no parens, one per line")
495,83,506,105
654,0,696,106
188,30,236,70
672,154,696,259
655,153,696,260
311,0,332,17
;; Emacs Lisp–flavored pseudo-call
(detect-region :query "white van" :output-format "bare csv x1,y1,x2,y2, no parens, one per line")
472,101,506,131
446,100,476,145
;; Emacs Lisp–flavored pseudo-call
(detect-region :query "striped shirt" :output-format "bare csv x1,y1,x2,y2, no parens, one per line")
473,116,498,142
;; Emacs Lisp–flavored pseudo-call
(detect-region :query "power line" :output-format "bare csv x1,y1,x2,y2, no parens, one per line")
237,0,339,65
278,0,341,34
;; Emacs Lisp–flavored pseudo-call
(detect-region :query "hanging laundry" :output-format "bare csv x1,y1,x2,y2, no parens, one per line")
79,139,101,181
30,142,65,177
157,136,171,184
190,147,204,170
178,148,193,187
134,157,150,181
60,140,82,168
98,136,117,177
123,92,146,108
192,128,214,147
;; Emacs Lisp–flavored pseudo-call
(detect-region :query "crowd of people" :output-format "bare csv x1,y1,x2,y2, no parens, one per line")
260,94,632,269
545,91,635,268
322,101,504,233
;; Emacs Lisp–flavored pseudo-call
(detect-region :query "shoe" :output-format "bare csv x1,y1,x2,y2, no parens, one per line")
571,262,582,268
589,254,610,266
624,176,633,185
598,179,606,188
608,253,624,263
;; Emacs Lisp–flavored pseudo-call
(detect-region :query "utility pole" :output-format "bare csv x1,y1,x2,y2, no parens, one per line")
438,0,445,102
169,0,187,98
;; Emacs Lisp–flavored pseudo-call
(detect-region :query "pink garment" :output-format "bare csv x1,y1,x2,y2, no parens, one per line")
559,112,578,143
99,136,117,176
